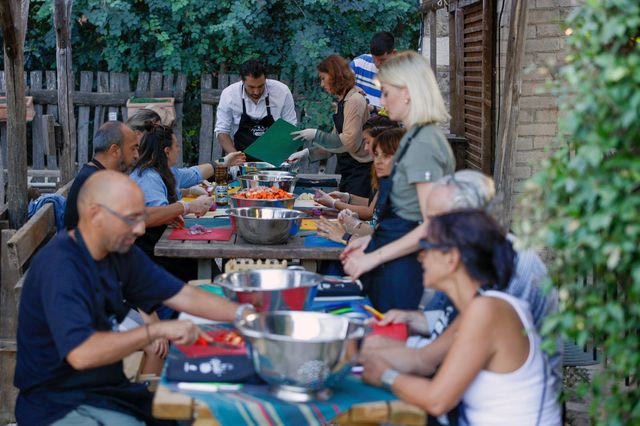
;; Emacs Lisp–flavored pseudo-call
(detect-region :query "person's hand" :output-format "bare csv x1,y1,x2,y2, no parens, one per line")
360,353,392,387
317,217,347,243
179,195,214,217
286,148,309,163
314,189,338,208
376,309,430,335
329,191,350,203
152,320,208,346
186,185,208,197
338,209,363,234
290,129,317,142
342,250,379,279
340,234,372,261
361,334,406,352
221,151,246,167
146,337,169,359
168,215,185,229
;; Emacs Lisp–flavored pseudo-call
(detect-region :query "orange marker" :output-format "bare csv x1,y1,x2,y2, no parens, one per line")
361,304,385,320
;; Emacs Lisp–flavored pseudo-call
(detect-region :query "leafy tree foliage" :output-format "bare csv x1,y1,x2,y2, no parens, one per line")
6,0,419,160
517,1,640,423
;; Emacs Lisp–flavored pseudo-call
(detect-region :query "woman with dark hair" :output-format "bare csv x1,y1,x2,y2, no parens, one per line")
287,54,372,198
130,126,217,281
361,210,561,425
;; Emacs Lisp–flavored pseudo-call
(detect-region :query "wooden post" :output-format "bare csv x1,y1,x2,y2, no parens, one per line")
493,0,529,227
0,0,30,227
53,0,76,186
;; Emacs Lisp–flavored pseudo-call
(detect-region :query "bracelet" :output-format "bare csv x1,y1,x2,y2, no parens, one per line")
144,324,152,345
234,303,256,323
177,200,188,214
381,368,400,391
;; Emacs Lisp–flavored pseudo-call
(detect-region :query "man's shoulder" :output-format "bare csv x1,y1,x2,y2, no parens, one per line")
28,232,82,278
352,53,373,64
220,81,242,96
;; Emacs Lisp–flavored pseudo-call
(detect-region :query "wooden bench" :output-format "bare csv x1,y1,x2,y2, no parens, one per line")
0,180,72,423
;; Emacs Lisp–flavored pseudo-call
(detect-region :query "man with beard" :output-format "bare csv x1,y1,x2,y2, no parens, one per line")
64,121,140,229
15,171,252,425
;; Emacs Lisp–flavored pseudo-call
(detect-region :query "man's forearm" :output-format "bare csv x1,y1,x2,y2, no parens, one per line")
145,204,183,228
217,133,236,154
165,284,238,322
66,327,150,370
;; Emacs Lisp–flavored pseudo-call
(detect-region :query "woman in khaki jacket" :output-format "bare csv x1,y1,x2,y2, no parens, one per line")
289,54,372,198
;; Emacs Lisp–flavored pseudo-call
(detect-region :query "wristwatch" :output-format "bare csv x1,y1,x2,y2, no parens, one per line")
381,368,400,391
234,303,256,323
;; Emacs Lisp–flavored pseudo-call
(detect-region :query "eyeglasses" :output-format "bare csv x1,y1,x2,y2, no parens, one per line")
418,239,453,252
97,203,147,227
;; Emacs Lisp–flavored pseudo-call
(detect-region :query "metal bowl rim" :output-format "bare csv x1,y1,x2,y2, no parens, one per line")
235,310,367,343
228,207,304,220
213,269,324,292
238,174,296,182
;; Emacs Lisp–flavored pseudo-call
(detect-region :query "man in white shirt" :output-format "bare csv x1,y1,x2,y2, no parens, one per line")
215,60,297,160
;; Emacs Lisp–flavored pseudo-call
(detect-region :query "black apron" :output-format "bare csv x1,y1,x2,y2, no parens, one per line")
234,86,275,162
333,94,372,198
29,229,176,426
360,126,428,312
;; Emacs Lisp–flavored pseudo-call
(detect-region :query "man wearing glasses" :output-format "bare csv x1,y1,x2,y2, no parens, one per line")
15,171,254,426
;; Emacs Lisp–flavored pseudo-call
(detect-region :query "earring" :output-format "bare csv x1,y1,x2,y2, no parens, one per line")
404,99,410,104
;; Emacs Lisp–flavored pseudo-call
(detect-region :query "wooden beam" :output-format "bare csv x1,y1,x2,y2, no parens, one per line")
0,89,185,105
493,0,529,226
53,0,76,186
0,0,29,227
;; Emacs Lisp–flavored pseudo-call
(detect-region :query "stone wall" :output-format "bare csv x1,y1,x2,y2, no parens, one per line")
496,0,580,195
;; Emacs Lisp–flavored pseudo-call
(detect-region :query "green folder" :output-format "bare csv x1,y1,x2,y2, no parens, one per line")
243,118,303,166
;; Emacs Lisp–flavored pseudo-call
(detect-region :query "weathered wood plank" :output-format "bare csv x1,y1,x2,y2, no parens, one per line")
93,71,109,136
45,70,58,168
136,72,150,92
201,88,222,105
53,0,77,186
150,72,163,91
174,74,186,167
6,203,55,270
30,71,45,169
481,0,495,175
199,74,214,164
42,114,57,156
118,72,131,121
162,73,174,92
108,71,120,120
17,88,183,106
76,71,92,165
0,74,6,172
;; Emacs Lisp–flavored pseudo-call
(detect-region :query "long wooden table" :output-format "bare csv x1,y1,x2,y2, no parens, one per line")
152,383,426,425
154,224,344,278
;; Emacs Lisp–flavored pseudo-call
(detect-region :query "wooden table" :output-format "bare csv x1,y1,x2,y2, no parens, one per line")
152,383,426,425
154,226,344,278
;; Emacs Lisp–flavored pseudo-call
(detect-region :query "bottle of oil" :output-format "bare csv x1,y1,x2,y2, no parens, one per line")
213,165,229,206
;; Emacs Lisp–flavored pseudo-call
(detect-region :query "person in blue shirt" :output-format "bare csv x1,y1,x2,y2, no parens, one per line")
130,125,243,281
350,32,398,111
14,170,254,426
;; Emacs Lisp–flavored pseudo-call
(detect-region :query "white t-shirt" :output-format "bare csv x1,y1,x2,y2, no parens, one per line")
214,79,297,139
460,291,561,425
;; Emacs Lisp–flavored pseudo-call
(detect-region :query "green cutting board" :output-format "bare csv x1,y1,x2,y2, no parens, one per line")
243,118,303,166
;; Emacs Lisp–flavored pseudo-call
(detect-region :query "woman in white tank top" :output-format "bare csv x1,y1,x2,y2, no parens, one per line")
361,210,560,425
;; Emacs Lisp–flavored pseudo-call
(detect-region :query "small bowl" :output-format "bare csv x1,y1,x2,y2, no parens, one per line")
236,311,367,401
229,207,305,245
229,195,296,209
238,173,296,193
214,268,324,312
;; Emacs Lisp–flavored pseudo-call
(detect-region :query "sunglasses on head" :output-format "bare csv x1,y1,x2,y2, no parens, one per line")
418,239,453,252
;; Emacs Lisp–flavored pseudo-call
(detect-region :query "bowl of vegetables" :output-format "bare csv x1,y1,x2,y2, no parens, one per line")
230,187,296,209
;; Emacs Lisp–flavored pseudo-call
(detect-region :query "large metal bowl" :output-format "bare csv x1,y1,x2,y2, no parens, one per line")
236,311,367,401
229,207,305,245
238,173,296,193
229,195,296,209
214,268,324,312
239,162,276,175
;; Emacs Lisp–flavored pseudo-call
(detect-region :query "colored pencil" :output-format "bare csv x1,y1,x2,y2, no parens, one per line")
361,304,385,320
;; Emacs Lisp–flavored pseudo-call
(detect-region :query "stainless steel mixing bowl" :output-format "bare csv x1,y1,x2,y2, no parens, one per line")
229,195,296,209
235,311,367,401
238,173,296,193
229,207,305,244
213,268,324,312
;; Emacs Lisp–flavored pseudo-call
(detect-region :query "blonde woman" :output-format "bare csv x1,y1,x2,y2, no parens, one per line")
341,51,455,312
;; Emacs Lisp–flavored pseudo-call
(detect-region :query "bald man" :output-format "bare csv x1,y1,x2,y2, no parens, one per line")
15,171,252,426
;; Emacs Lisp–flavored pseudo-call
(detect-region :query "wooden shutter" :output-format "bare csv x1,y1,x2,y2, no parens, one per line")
449,0,495,174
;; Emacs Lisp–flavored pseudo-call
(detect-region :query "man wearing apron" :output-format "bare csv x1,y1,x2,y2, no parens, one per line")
215,59,297,161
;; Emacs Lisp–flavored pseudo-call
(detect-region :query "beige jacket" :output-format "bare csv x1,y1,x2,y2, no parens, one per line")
309,87,371,163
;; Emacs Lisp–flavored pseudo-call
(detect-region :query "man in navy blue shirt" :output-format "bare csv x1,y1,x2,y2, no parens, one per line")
64,121,140,230
15,170,251,425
